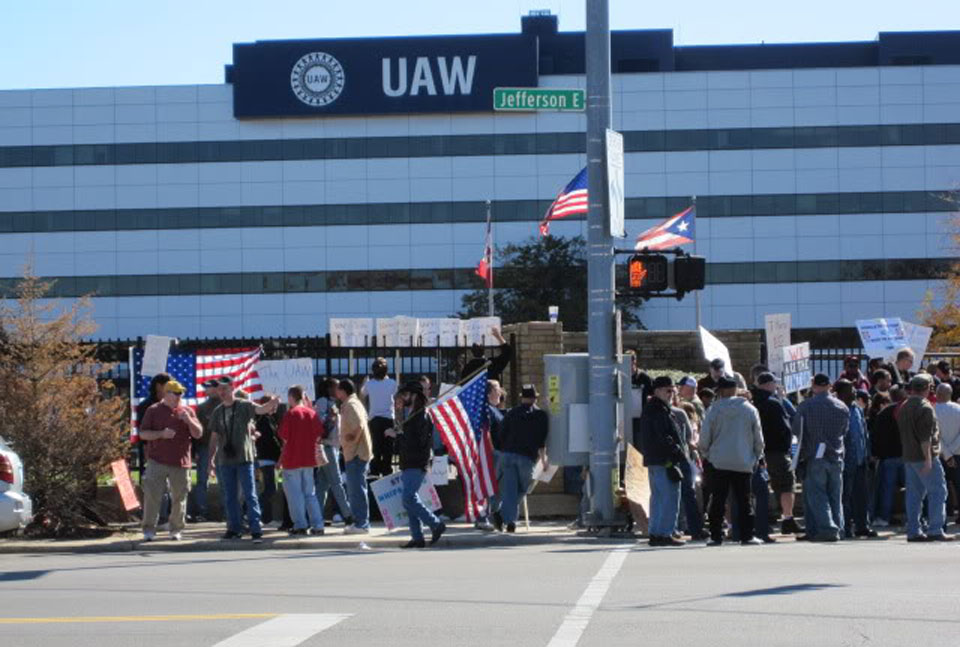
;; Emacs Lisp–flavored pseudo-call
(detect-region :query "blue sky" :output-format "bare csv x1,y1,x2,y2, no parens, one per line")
0,0,957,90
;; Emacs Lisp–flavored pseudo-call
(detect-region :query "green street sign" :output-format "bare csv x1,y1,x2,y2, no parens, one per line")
493,87,586,112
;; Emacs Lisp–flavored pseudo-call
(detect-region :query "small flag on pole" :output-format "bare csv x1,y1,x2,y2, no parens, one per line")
475,205,493,288
635,205,696,251
539,167,588,236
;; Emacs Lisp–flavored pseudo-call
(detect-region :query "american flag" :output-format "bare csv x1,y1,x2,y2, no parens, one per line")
428,370,497,521
128,347,263,443
539,167,588,236
635,205,696,251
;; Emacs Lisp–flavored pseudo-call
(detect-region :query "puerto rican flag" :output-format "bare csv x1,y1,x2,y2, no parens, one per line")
539,167,588,236
635,205,696,251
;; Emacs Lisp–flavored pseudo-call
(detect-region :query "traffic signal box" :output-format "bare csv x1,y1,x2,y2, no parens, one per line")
624,251,705,300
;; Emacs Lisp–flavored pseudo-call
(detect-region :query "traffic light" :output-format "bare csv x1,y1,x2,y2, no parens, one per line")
627,253,669,292
674,255,706,292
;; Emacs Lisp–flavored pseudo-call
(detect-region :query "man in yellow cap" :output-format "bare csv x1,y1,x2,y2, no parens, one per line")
139,380,202,541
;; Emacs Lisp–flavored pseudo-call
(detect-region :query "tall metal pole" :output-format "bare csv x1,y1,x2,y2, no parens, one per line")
586,0,616,525
485,199,494,317
693,195,701,330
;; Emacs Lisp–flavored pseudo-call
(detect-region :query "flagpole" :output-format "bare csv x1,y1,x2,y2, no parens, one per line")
486,199,494,317
692,194,701,331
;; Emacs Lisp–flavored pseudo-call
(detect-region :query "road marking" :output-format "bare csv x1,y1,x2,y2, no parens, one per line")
0,613,276,625
547,545,631,647
211,613,352,647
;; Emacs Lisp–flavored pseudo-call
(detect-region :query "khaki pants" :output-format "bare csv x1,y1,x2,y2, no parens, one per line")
142,459,190,535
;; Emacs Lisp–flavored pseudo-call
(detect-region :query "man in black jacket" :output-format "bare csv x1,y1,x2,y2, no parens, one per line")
396,381,445,549
871,386,905,527
636,376,686,547
461,327,514,383
498,385,549,533
754,373,800,535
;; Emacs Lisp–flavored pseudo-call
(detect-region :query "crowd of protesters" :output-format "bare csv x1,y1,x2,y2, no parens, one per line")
134,328,540,547
634,348,960,547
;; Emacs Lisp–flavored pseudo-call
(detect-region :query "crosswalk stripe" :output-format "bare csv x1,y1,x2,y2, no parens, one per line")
211,613,352,647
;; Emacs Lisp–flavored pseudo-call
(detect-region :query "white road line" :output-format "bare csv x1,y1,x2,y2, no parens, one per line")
547,546,631,647
211,613,352,647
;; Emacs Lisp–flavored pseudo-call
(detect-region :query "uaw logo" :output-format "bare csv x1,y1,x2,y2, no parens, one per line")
290,52,345,107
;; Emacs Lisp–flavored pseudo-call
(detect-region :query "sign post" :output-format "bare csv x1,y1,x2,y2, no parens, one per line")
605,128,625,238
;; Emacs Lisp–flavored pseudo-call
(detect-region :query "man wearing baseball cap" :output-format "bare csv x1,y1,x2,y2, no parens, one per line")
188,378,220,522
899,374,953,541
697,357,747,394
497,384,549,533
677,376,705,420
793,373,848,542
754,372,801,535
139,380,203,541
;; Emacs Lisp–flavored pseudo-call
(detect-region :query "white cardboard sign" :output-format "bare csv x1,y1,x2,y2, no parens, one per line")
856,318,908,361
329,318,373,347
395,316,420,348
699,326,733,377
141,335,174,377
764,313,791,376
417,318,441,346
439,319,465,347
902,321,934,372
370,472,442,531
257,358,315,401
429,455,450,486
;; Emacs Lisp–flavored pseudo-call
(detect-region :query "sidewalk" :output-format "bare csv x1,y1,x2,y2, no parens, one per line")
0,521,581,555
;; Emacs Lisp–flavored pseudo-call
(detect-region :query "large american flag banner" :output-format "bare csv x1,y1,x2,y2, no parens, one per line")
428,370,497,521
635,205,696,251
128,347,263,443
539,167,588,236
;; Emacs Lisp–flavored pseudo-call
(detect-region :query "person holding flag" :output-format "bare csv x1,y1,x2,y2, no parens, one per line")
396,381,446,549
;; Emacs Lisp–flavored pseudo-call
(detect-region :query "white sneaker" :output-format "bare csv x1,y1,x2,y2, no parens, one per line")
264,521,281,530
142,530,156,542
344,525,370,535
169,532,182,541
873,518,890,528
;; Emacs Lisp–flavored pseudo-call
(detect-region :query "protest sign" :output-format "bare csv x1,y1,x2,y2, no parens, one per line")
856,318,907,361
781,342,811,394
395,316,420,348
466,317,502,346
141,335,173,376
699,326,733,376
429,455,450,486
257,358,315,400
532,460,560,484
439,319,465,347
370,472,442,531
329,318,373,347
902,321,933,372
111,459,140,511
624,444,650,534
417,318,441,346
376,318,400,347
764,313,791,376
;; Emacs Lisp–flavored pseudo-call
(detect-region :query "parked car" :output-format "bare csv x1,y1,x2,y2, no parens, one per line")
0,435,33,534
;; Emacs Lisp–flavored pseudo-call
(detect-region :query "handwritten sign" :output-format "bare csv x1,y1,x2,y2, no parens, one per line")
902,321,933,372
764,313,791,376
395,316,420,348
781,342,811,394
257,358,315,400
856,318,908,361
439,319,464,347
429,455,450,486
376,318,400,347
141,335,173,377
329,318,373,347
111,459,140,511
370,472,442,531
417,318,441,346
466,317,502,346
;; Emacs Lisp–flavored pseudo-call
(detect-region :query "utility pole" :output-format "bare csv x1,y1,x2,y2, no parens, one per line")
585,0,616,525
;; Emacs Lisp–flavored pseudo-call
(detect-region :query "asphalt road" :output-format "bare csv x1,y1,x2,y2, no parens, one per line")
1,539,958,646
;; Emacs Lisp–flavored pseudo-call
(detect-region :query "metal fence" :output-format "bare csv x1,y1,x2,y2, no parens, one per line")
808,347,960,380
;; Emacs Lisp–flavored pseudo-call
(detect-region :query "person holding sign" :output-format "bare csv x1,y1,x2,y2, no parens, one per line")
792,374,848,543
139,380,202,542
396,381,446,549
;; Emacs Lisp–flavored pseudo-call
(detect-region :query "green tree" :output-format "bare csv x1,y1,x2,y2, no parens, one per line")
460,235,644,330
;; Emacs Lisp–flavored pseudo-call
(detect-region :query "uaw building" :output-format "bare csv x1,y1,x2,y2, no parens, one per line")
0,14,958,341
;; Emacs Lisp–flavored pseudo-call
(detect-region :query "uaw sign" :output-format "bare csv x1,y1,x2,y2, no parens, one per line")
232,35,538,118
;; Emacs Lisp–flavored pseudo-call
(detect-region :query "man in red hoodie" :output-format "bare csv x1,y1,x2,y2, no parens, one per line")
278,385,325,536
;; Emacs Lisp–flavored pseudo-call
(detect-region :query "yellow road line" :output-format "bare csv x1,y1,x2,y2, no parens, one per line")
0,613,277,625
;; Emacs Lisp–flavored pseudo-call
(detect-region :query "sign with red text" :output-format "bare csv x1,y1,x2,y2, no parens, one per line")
781,342,812,394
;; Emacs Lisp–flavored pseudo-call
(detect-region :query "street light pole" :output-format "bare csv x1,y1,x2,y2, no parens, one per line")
585,0,617,525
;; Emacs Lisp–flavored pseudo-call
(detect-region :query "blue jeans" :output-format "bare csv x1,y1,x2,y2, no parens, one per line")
677,459,703,535
282,467,324,530
873,457,904,522
905,460,948,538
648,465,681,537
258,463,277,524
843,463,870,534
190,444,210,517
499,452,535,524
803,459,843,540
344,457,370,529
402,468,441,541
314,445,352,526
488,450,503,516
219,462,262,535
